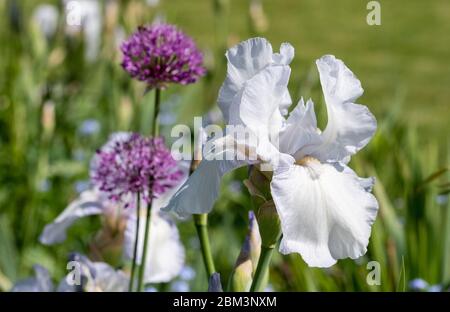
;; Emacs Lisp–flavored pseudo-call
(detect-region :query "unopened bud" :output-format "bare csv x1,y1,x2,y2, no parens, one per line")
41,101,55,138
256,200,281,248
229,211,261,291
244,166,271,208
118,96,133,130
208,273,223,292
249,0,269,34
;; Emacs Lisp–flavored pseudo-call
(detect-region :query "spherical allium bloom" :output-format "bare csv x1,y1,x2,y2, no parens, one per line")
91,132,183,204
121,23,206,88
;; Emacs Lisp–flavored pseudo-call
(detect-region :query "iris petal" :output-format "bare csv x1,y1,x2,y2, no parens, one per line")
271,160,378,267
310,55,377,163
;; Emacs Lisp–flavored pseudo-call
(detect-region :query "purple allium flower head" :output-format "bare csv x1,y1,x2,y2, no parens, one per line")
121,23,206,88
91,132,182,204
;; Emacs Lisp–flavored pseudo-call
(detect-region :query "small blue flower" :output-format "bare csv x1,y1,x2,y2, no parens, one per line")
428,284,442,292
78,119,100,136
170,281,190,292
179,266,196,281
409,278,429,291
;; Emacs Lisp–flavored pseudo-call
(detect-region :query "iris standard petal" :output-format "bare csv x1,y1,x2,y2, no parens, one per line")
39,190,103,245
279,98,322,158
312,55,377,163
238,65,291,141
272,42,294,65
218,38,274,123
270,159,378,267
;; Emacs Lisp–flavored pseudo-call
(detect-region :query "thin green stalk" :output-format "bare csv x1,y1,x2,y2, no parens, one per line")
193,213,216,278
137,200,152,291
136,88,161,291
128,192,141,292
249,245,275,292
151,88,161,137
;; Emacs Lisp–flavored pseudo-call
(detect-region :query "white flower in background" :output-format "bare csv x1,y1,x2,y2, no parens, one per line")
58,253,129,292
39,187,185,283
10,265,53,292
63,0,101,61
32,4,59,39
122,184,186,283
164,38,379,267
11,257,129,292
40,133,188,283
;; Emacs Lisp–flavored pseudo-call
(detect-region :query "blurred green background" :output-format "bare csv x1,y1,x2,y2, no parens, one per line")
0,0,449,291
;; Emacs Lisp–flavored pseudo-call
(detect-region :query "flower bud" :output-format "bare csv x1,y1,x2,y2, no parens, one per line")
244,166,271,208
228,211,261,291
208,273,223,292
41,101,55,139
256,200,281,248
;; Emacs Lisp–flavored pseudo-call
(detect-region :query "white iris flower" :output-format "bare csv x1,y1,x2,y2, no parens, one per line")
163,38,379,267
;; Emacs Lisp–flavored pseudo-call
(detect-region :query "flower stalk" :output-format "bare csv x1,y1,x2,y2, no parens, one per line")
249,244,275,292
129,191,141,292
190,132,216,280
250,198,281,292
137,88,161,291
193,213,216,278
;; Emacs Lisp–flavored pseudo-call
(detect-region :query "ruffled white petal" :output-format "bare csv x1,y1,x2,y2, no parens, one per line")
238,65,291,141
124,212,185,283
218,38,273,123
279,98,322,158
312,55,377,163
331,162,375,192
218,38,293,124
39,190,103,245
273,43,294,116
270,159,378,267
272,42,295,65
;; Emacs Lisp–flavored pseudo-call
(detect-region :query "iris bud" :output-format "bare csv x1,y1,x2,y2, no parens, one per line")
256,200,281,248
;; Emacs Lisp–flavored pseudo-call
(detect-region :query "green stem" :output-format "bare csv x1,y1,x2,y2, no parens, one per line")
193,214,216,278
249,245,275,292
128,192,141,292
151,88,160,137
137,199,152,291
136,88,161,292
